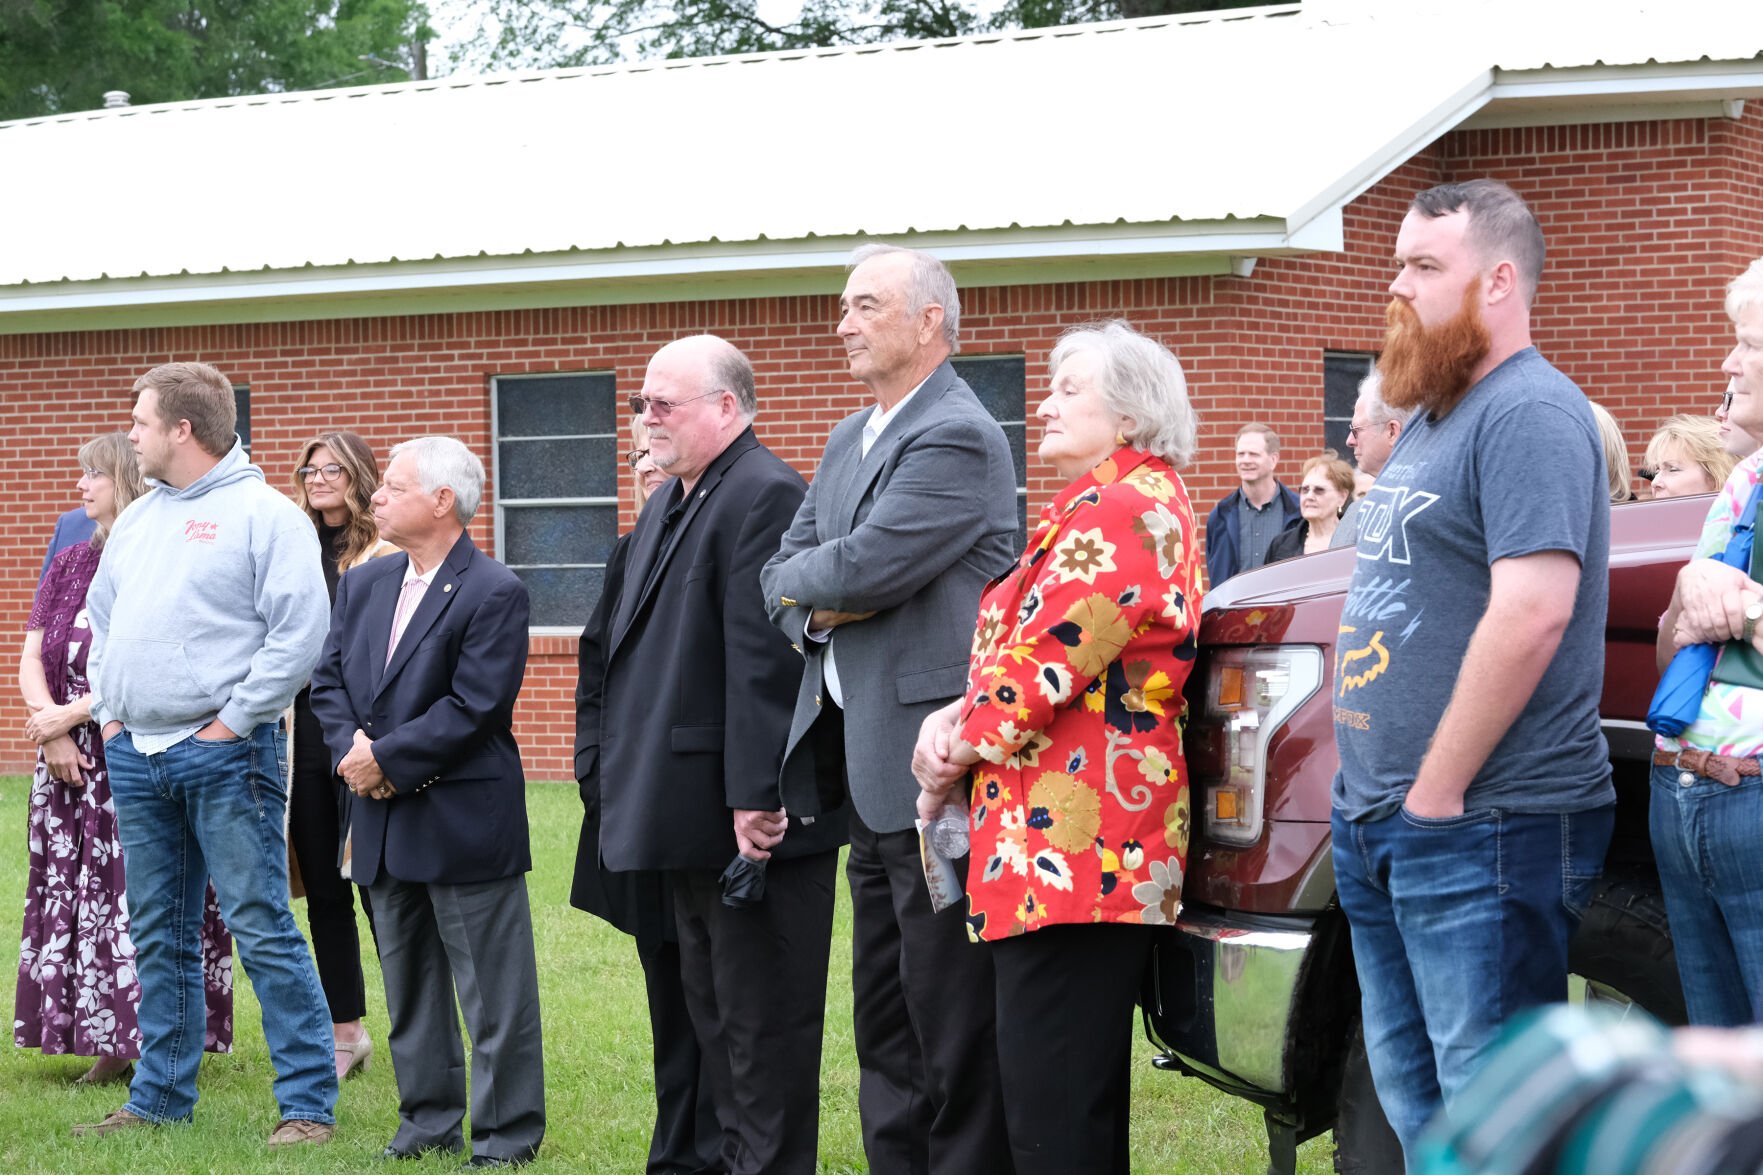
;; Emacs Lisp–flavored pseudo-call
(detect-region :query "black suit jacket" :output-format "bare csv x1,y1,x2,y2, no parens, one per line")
578,428,846,873
309,531,532,887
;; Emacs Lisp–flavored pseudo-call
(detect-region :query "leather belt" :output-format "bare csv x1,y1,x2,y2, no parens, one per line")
1654,747,1762,787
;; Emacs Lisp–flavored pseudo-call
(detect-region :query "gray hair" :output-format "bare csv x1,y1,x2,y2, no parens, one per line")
681,334,757,421
1726,258,1763,321
1357,369,1414,429
1049,320,1199,469
1411,179,1546,304
849,242,961,351
389,436,485,526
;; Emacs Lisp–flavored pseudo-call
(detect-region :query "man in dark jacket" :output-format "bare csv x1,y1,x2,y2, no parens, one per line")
1204,422,1301,586
576,334,845,1175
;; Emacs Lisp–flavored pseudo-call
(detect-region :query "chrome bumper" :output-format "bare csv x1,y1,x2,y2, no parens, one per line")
1149,906,1313,1096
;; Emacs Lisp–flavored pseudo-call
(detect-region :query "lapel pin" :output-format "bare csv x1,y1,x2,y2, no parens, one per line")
442,584,452,593
698,490,707,498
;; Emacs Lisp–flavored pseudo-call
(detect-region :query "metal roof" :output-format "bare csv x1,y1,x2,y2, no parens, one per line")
0,0,1758,326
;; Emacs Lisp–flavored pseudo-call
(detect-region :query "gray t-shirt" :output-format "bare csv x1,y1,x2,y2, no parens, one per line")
1332,498,1363,548
1331,348,1614,821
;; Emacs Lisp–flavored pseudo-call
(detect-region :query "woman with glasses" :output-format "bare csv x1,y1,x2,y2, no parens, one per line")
289,431,396,1082
16,433,234,1083
1266,451,1355,562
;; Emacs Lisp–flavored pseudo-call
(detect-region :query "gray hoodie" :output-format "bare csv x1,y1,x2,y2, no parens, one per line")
88,441,328,741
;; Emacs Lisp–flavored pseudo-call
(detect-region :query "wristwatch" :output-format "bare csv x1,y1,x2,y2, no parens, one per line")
1745,598,1763,643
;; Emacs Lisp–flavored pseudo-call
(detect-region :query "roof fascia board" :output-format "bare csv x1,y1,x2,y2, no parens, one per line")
1462,59,1763,128
0,220,1307,327
0,251,1253,336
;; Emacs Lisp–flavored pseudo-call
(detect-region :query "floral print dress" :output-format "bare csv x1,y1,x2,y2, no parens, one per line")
15,541,234,1058
956,447,1201,940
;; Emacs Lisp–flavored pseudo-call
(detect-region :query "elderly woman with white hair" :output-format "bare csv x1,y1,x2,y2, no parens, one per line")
912,319,1202,1174
1654,258,1763,1027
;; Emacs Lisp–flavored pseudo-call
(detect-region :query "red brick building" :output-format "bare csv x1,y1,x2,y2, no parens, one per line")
2,4,1760,777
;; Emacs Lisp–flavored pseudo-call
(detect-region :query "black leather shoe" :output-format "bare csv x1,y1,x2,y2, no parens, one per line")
382,1139,463,1160
464,1154,534,1168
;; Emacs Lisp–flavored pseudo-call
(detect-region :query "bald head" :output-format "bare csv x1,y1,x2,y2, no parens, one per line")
638,334,757,493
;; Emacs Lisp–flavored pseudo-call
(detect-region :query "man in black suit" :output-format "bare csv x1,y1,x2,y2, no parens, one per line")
576,335,844,1175
310,435,543,1168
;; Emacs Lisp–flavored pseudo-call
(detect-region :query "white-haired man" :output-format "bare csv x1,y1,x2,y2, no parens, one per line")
310,436,545,1166
1333,369,1415,547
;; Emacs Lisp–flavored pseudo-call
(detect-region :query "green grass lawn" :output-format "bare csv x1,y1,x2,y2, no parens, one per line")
0,779,1335,1173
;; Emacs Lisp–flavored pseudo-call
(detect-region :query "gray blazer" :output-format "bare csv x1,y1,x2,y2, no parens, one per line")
761,361,1019,833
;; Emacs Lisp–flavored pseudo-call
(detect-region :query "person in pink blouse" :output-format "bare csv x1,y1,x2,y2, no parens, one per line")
912,319,1201,1174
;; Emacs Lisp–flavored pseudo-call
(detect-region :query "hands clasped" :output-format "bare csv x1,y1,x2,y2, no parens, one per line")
1674,559,1763,650
912,700,977,825
340,728,395,801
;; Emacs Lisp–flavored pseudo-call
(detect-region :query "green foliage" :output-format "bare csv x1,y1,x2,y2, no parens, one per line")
451,0,1277,72
0,0,430,120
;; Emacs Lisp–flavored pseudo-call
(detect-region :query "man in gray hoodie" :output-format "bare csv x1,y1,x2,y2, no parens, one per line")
74,362,338,1147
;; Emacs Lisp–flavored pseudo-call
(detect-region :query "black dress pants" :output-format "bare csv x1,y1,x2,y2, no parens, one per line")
989,922,1157,1175
847,811,1012,1175
671,849,839,1175
289,692,375,1022
638,934,723,1174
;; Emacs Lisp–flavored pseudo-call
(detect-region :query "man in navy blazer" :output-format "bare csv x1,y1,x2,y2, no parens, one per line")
309,435,543,1167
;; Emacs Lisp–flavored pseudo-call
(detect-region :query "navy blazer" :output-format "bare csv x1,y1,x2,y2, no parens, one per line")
309,531,532,887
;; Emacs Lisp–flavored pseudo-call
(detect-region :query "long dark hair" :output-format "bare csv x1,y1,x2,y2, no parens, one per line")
294,431,382,568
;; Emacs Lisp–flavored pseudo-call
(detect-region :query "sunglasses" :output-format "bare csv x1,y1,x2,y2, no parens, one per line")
628,389,722,418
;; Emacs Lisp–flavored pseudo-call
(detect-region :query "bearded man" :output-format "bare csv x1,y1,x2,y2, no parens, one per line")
1330,179,1615,1169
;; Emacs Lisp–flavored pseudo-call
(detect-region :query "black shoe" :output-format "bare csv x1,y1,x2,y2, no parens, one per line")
464,1154,534,1168
382,1139,463,1160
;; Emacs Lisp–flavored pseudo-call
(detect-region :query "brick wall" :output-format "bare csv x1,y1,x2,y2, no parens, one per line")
4,104,1759,779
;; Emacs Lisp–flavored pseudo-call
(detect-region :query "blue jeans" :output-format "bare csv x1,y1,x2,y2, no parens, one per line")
1649,761,1763,1025
1331,805,1612,1172
107,724,337,1125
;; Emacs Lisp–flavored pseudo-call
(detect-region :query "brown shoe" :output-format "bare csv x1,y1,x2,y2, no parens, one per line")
71,1107,152,1137
268,1118,335,1148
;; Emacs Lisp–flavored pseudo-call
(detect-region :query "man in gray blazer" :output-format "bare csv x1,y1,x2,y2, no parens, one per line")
762,244,1018,1174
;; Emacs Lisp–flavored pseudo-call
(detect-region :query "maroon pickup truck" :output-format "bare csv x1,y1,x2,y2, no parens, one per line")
1145,492,1703,1173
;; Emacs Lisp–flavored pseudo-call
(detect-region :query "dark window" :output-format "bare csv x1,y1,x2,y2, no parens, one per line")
492,372,618,629
953,354,1028,547
1323,352,1376,455
233,387,250,452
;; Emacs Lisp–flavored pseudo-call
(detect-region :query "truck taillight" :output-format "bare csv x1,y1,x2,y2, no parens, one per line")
1191,646,1323,847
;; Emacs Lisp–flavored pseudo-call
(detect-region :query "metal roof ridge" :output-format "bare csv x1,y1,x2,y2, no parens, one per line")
0,2,1307,131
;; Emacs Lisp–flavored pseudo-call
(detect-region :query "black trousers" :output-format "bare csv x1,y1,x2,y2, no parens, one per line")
670,849,838,1175
637,935,722,1175
848,811,1012,1175
289,693,375,1023
989,922,1156,1175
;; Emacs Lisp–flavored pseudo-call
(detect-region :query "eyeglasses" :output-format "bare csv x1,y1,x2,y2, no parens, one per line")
1722,391,1736,414
1346,426,1365,440
1298,485,1335,496
628,389,723,418
81,468,111,480
297,463,346,482
625,448,650,469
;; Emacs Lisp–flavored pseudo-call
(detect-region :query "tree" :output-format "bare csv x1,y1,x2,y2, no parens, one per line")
448,0,1275,74
0,0,431,120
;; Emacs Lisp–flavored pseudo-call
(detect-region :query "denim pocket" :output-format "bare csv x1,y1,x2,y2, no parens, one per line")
1399,806,1498,830
190,733,247,747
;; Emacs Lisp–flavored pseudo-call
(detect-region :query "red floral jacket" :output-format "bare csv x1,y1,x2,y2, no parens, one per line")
955,447,1200,940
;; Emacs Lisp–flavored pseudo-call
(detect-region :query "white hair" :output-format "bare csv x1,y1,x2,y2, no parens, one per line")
1049,320,1199,469
389,436,485,526
1726,258,1763,321
1357,369,1414,429
849,242,961,351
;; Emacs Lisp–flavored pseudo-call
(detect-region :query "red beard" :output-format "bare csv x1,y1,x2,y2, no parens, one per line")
1380,280,1491,418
